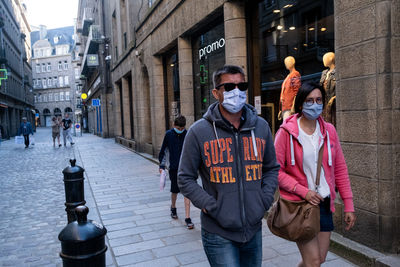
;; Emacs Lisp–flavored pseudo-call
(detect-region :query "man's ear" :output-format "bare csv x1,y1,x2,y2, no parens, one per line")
212,88,220,101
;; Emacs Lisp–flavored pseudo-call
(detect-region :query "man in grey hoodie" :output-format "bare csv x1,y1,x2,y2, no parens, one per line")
178,65,279,266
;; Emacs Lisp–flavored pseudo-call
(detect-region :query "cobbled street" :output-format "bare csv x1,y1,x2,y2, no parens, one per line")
0,128,357,266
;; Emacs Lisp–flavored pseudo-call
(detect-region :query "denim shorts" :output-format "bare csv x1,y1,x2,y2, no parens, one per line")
319,197,334,232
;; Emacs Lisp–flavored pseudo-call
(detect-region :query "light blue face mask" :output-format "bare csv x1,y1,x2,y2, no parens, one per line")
174,128,184,134
302,102,323,120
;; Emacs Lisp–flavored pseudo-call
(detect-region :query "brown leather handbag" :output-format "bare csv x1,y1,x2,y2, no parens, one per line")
267,146,324,242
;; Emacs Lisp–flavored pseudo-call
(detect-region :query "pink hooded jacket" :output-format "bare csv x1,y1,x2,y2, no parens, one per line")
274,114,354,213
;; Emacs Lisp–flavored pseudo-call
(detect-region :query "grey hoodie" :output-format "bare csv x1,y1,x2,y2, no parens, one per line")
178,102,280,242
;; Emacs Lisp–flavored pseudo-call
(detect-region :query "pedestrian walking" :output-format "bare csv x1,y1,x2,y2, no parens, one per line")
51,117,61,147
18,117,34,148
159,115,194,229
61,113,74,147
274,82,356,266
178,65,280,266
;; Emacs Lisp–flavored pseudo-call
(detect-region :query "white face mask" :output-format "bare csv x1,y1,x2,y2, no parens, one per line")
222,88,247,114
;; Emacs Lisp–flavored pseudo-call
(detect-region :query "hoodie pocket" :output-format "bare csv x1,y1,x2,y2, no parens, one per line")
211,191,243,230
245,189,267,226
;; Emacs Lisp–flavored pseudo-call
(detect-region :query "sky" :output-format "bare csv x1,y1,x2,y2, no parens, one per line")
25,0,79,30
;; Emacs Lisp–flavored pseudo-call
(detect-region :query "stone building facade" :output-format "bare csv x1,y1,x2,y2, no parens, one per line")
31,26,76,127
0,0,34,138
76,0,113,137
105,0,399,253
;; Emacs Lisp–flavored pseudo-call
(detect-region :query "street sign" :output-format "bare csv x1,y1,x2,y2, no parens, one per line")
87,54,99,66
92,99,101,106
81,93,88,99
0,69,8,85
75,123,81,136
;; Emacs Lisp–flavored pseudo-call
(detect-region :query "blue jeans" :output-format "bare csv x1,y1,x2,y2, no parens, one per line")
201,228,262,267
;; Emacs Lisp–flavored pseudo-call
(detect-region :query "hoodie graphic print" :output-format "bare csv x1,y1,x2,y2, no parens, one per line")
178,102,280,243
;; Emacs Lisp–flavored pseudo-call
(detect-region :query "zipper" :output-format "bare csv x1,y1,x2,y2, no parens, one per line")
234,131,247,242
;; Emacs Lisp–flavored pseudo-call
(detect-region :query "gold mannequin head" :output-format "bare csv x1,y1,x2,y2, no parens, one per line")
284,56,296,71
323,52,335,68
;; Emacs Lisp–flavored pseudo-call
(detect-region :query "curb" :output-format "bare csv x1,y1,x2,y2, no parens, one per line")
330,232,400,267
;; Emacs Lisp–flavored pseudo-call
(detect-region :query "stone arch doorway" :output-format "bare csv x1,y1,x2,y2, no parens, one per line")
141,65,153,153
54,108,62,117
43,108,51,127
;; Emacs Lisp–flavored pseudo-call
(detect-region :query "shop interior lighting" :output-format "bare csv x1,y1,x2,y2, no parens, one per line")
273,9,280,13
289,26,296,30
283,4,293,8
303,43,308,47
308,27,315,31
170,63,174,67
321,27,327,32
277,25,284,30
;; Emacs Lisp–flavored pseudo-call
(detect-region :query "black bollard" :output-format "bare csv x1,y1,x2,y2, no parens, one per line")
62,159,86,223
59,206,108,267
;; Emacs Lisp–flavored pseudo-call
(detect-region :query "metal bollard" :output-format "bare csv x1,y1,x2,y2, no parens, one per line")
59,206,108,267
62,159,86,223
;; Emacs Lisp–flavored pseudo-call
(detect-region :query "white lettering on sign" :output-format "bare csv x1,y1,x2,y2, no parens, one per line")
199,38,225,60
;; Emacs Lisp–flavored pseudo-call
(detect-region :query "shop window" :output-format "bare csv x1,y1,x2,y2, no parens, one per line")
163,51,180,129
192,22,225,120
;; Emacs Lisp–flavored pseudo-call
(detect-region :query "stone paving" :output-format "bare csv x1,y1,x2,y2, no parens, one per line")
0,128,358,266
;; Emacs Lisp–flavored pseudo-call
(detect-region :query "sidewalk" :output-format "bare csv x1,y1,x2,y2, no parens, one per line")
0,128,357,266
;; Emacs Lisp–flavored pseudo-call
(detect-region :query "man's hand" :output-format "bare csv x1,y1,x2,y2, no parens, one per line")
305,190,324,205
202,208,208,214
344,212,356,230
159,168,163,174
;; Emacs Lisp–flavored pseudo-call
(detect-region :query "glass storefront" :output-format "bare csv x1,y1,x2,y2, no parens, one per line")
163,50,180,129
192,22,225,120
254,0,334,133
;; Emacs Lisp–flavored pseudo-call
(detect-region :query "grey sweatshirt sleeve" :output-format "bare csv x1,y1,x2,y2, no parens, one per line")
261,124,280,209
178,127,217,213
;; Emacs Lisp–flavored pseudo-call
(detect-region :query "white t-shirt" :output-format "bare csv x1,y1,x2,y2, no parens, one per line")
297,118,330,198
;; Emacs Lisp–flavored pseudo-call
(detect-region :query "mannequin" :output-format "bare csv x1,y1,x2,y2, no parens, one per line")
320,52,336,125
279,56,301,120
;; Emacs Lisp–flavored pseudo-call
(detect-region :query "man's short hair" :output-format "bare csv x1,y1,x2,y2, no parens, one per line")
174,115,186,127
212,65,245,88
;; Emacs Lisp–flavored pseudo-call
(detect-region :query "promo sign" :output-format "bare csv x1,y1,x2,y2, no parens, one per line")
198,38,225,60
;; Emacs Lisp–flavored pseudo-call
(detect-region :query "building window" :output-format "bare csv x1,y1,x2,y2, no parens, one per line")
59,76,64,87
33,79,36,87
42,64,46,72
43,94,47,102
47,78,52,86
123,32,127,50
47,63,51,72
75,68,80,79
64,61,68,70
58,61,62,71
54,93,59,101
42,79,46,88
66,91,70,101
34,95,37,103
64,76,69,85
36,64,40,73
38,95,42,102
53,77,58,87
37,78,41,87
149,0,154,8
60,92,64,101
49,93,53,101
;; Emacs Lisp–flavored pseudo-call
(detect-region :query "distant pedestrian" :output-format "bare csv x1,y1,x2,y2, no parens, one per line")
159,115,194,229
274,82,356,266
18,117,34,148
178,65,280,266
61,113,74,147
51,117,61,147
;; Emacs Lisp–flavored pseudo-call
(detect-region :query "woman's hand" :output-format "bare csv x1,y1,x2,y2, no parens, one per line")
344,212,356,230
305,190,324,205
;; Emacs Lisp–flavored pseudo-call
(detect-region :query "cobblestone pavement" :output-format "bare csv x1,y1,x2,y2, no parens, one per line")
0,128,357,266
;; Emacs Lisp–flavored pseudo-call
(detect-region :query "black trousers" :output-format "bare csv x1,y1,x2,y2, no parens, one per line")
23,134,29,147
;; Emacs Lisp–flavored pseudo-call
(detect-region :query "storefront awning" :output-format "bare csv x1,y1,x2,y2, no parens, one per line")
0,103,8,108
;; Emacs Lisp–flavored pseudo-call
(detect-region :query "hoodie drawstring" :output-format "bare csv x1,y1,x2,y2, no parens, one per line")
290,134,295,166
326,130,332,166
251,130,258,158
213,121,221,148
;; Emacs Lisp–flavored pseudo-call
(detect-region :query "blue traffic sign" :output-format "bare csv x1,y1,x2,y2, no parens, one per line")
92,99,101,106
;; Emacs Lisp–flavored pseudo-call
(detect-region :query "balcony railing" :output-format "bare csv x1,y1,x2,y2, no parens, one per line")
81,25,102,76
82,8,94,36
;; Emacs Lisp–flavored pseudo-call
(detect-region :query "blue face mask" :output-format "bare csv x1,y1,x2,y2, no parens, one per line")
174,128,184,134
302,102,323,120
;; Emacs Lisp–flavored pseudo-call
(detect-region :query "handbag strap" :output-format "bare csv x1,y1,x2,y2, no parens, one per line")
315,145,324,186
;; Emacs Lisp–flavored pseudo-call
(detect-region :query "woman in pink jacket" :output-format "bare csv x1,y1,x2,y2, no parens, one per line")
274,82,356,267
